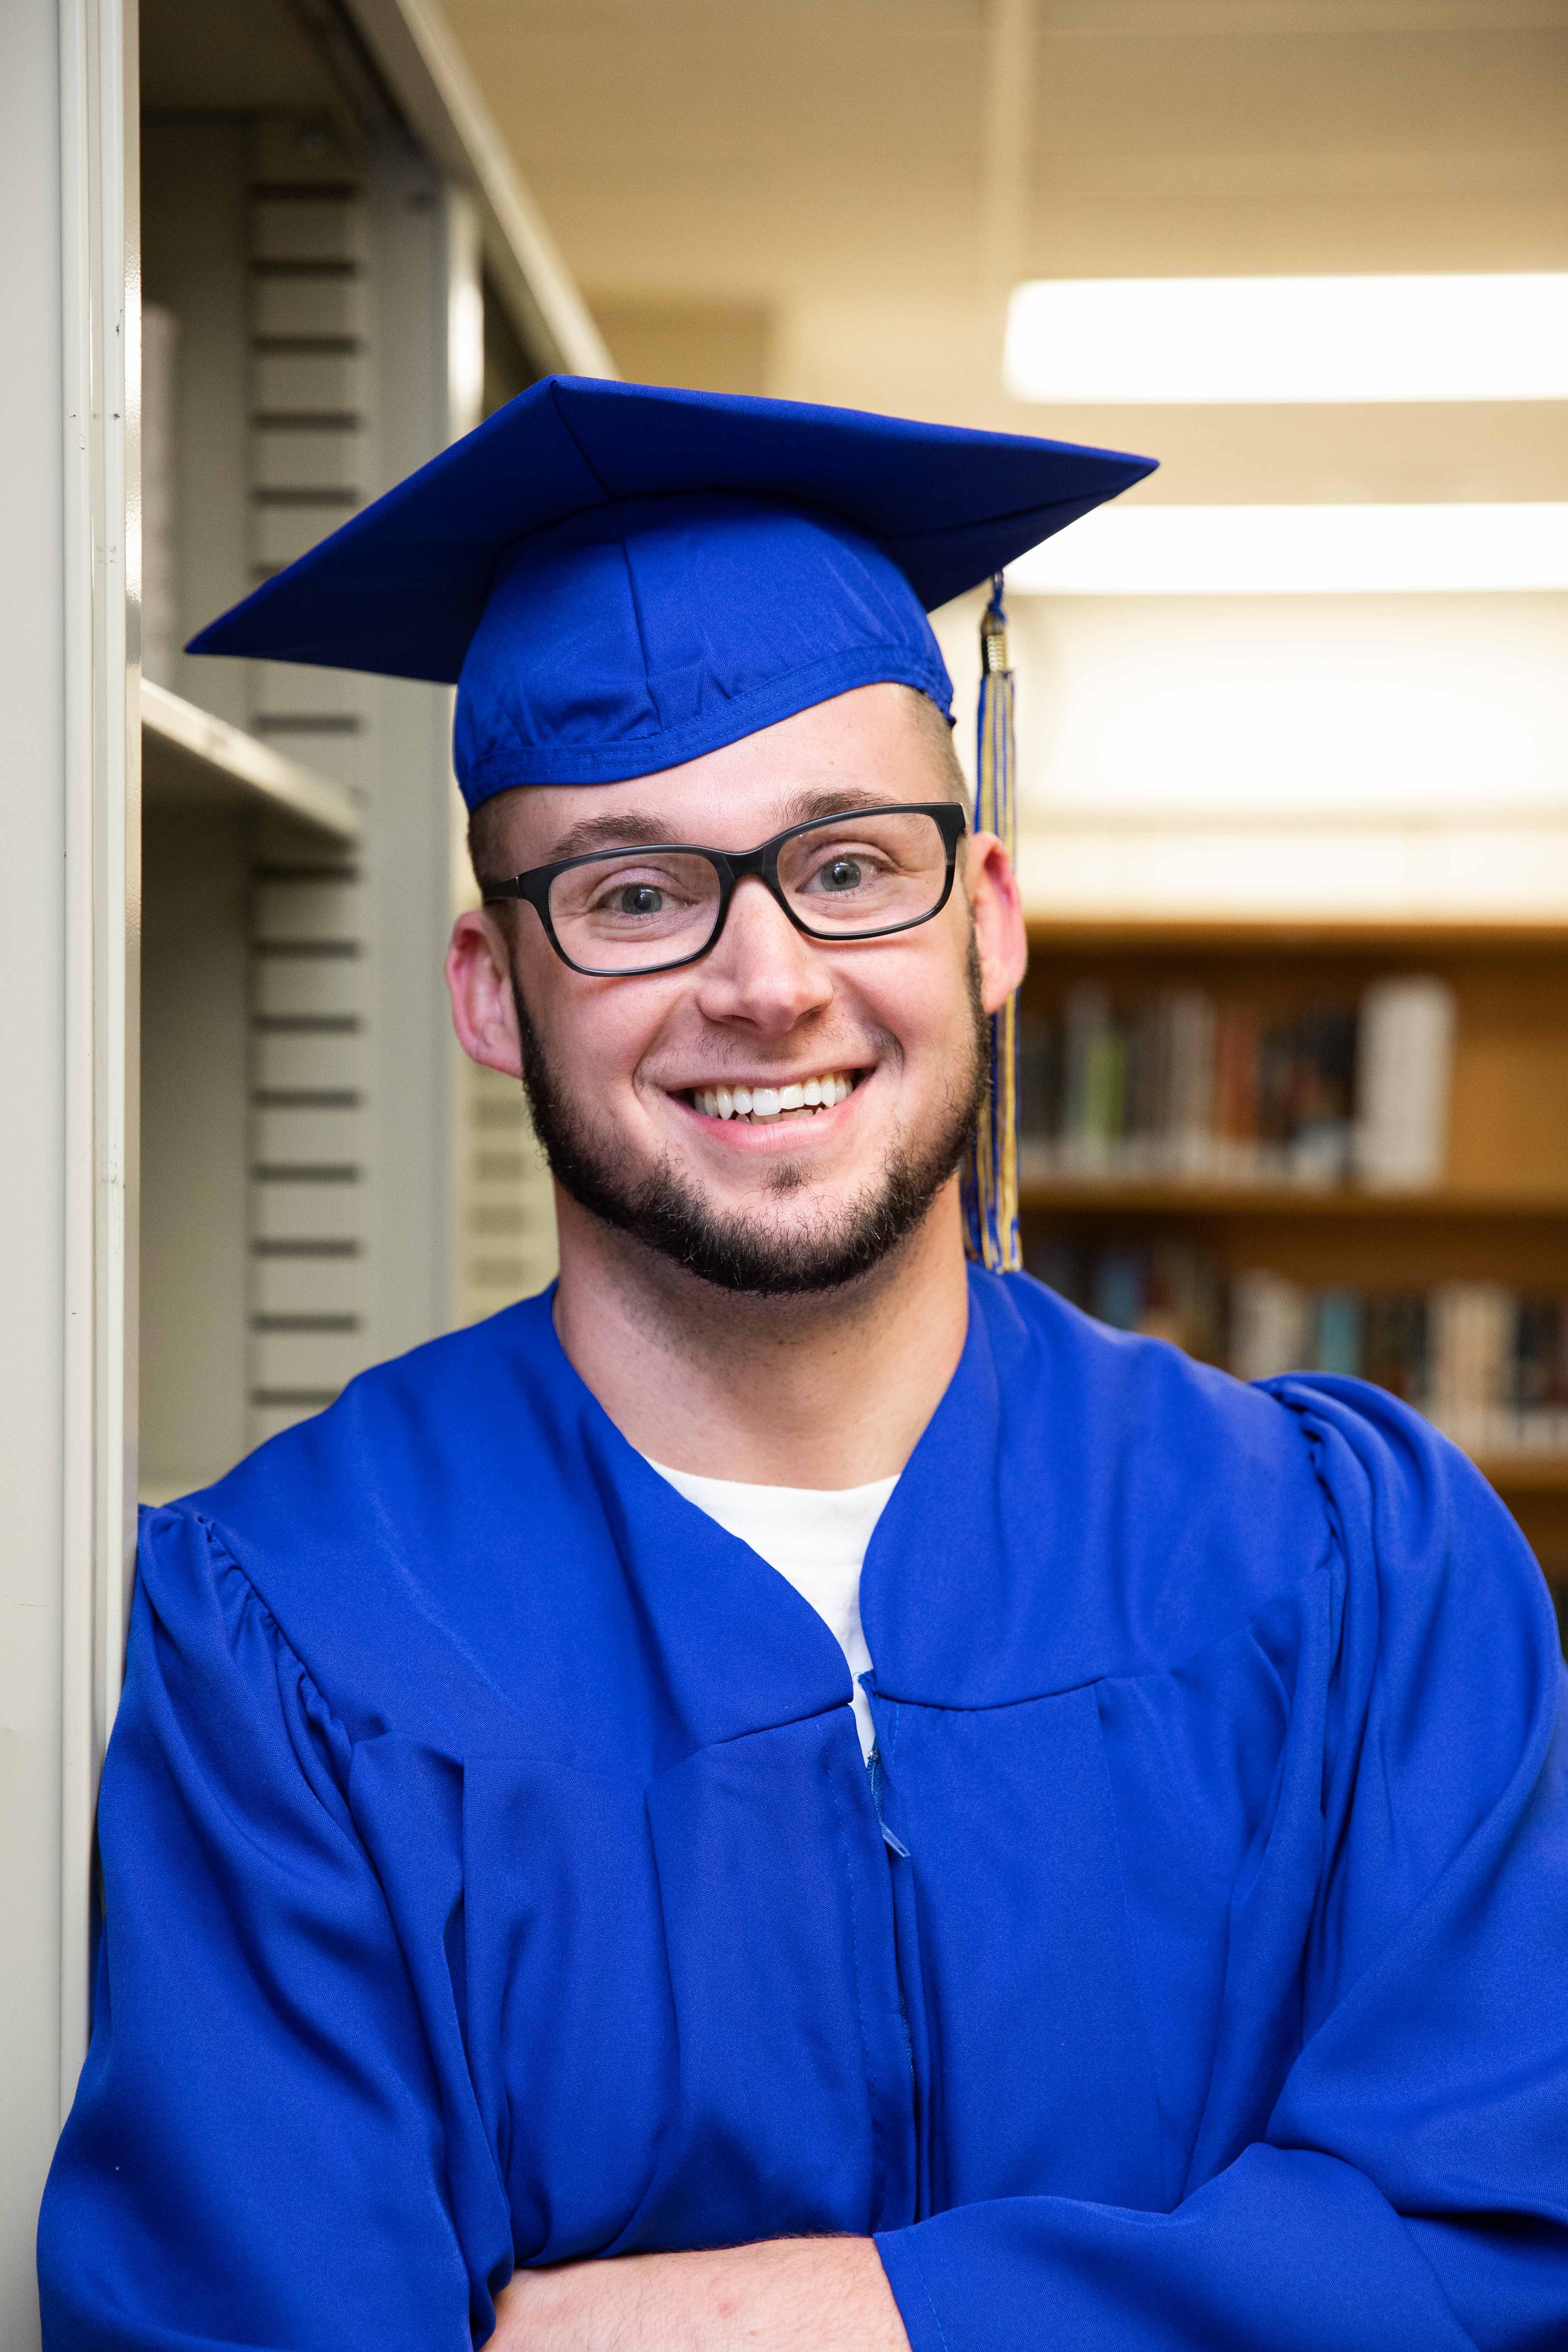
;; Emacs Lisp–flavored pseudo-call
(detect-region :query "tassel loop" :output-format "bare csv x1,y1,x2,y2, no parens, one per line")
961,574,1023,1275
980,596,1010,675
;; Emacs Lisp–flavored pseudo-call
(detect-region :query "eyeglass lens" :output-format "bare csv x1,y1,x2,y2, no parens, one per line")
546,809,951,973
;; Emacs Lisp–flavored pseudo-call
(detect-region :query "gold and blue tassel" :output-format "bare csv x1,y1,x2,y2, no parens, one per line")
961,573,1023,1273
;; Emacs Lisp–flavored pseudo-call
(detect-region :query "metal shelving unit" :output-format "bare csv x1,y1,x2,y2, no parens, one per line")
135,0,594,1497
3,2,601,2315
142,680,361,841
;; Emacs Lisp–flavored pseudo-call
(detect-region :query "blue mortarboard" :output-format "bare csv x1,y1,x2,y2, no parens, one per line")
188,375,1155,809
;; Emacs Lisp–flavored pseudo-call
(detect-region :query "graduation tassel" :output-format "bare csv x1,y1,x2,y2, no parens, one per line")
961,573,1023,1274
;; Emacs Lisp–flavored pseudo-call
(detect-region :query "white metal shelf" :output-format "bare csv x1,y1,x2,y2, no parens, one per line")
346,0,615,380
142,680,361,843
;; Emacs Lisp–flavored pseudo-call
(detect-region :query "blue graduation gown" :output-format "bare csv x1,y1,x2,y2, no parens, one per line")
38,1271,1568,2350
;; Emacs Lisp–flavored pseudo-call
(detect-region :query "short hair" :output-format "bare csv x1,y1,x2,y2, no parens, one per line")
466,684,967,888
909,689,971,810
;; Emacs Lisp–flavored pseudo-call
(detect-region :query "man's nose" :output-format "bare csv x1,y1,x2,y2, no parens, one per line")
692,875,835,1031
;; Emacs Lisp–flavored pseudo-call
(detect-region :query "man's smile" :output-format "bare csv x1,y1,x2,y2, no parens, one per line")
681,1068,864,1125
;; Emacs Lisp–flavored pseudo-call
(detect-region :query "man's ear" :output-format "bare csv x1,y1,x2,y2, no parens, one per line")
963,831,1028,1016
446,908,526,1079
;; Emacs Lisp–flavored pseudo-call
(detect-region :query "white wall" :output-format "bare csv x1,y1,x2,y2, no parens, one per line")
931,577,1568,922
937,588,1568,819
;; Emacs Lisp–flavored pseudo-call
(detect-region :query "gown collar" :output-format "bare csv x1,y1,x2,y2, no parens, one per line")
535,1267,1055,1722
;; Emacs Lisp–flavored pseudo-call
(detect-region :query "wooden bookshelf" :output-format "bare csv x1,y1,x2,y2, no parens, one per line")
1020,918,1568,1591
1476,1457,1568,1496
1023,919,1568,956
1020,1180,1568,1219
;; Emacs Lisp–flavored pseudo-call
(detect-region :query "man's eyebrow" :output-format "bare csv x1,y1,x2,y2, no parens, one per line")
541,810,679,861
540,785,913,865
775,784,911,830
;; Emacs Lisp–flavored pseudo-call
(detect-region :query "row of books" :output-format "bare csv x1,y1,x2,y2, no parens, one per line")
1019,975,1455,1190
1028,1236,1568,1455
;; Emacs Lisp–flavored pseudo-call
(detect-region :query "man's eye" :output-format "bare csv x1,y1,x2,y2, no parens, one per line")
613,883,664,917
819,857,864,893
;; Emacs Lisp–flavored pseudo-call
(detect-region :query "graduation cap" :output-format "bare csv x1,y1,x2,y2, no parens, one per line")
189,374,1156,1271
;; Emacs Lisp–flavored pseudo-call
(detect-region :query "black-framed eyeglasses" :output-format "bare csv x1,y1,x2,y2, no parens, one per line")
478,801,967,979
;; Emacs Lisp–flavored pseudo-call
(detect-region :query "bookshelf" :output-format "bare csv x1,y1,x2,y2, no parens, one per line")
1021,1179,1568,1221
1018,917,1568,1604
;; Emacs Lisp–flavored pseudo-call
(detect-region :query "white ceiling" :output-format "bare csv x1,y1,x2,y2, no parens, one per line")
442,0,1568,489
448,0,1568,300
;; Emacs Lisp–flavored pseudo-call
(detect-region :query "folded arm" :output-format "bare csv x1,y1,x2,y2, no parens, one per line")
490,2238,908,2352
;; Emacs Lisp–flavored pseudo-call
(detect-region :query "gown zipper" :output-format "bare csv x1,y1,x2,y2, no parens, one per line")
866,1717,923,2212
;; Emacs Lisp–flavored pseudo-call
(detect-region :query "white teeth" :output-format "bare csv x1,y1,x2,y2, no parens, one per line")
691,1071,857,1121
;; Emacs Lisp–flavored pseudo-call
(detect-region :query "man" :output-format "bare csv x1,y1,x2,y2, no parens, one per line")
40,380,1568,2351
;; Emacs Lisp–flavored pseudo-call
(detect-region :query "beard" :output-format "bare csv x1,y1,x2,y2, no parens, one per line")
510,941,989,1297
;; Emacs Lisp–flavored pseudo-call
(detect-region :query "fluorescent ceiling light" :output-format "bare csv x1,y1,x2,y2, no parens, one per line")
1004,274,1568,404
1009,504,1568,596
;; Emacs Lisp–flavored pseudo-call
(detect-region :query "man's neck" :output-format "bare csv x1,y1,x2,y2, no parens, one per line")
550,1182,971,1487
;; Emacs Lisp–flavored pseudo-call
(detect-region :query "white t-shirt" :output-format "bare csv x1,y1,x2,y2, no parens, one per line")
645,1459,897,1762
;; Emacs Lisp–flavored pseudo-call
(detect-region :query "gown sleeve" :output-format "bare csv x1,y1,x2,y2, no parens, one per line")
37,1505,505,2352
875,1379,1568,2352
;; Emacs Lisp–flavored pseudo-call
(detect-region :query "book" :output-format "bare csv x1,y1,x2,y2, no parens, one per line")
1354,977,1456,1190
1061,985,1118,1174
1163,990,1217,1179
1428,1281,1516,1452
1229,1270,1311,1383
1212,1003,1261,1182
1313,1287,1363,1377
1293,1003,1357,1185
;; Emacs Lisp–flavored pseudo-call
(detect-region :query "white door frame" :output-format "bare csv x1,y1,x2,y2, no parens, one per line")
0,0,138,2336
58,0,140,2108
